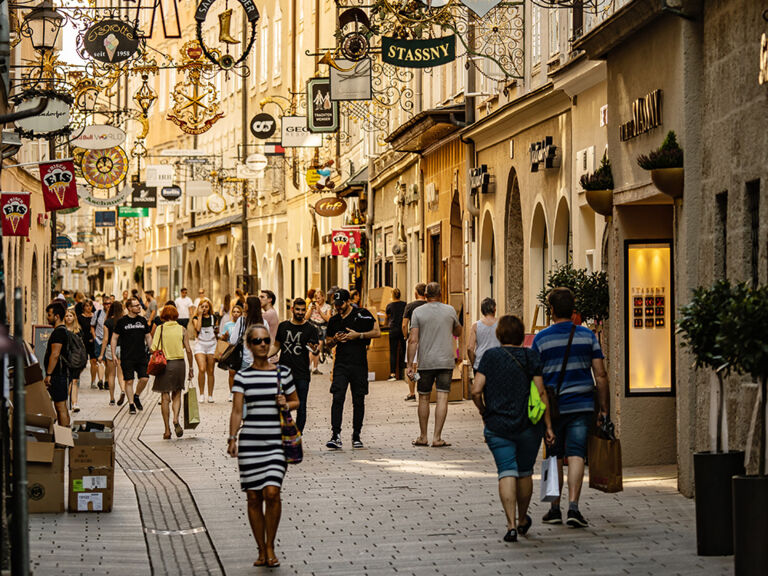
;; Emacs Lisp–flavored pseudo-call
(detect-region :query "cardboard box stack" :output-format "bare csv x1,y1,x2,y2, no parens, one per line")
69,420,115,513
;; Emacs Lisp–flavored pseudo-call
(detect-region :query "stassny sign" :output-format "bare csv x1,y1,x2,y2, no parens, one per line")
619,89,663,142
382,36,456,69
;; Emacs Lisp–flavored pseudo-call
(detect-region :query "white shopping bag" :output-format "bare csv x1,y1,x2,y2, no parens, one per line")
540,456,560,502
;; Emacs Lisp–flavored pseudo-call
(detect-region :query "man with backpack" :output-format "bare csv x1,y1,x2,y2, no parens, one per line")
44,301,71,426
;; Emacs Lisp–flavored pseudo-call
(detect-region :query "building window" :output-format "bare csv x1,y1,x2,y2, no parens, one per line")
273,5,282,82
715,191,728,280
549,9,559,56
746,180,760,287
260,15,269,83
531,6,541,65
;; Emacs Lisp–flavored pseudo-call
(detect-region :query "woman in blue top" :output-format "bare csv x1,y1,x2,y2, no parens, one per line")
471,315,555,543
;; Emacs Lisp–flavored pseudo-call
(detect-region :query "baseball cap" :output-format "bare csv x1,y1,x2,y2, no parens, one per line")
333,289,351,303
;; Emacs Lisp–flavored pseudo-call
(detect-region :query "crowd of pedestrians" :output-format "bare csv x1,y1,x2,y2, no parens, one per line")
43,280,611,557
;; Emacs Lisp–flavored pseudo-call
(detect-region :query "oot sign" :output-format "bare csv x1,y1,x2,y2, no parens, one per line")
381,36,456,68
250,113,277,139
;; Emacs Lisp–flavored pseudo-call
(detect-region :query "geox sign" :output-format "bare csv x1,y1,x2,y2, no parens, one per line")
619,89,662,142
381,36,456,68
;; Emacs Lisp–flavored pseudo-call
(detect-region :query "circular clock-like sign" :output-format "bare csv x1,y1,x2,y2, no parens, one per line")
207,193,226,214
81,146,128,189
83,19,140,64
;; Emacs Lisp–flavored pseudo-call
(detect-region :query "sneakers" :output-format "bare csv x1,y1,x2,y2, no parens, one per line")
207,395,215,403
91,381,98,390
129,404,136,414
200,394,207,403
133,395,143,411
404,394,416,401
542,508,563,524
387,376,397,382
352,438,364,449
97,380,103,390
503,528,518,543
109,400,115,406
326,434,343,449
566,509,588,528
72,404,80,413
116,393,125,406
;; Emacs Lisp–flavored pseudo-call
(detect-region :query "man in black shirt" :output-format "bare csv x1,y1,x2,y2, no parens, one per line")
385,288,407,381
111,297,151,414
44,300,70,426
325,289,380,449
270,298,318,433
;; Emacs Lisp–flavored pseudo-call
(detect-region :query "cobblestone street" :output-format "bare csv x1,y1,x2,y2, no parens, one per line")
29,369,732,576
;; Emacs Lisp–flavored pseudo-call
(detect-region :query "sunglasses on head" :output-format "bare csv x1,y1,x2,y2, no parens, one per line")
248,336,271,345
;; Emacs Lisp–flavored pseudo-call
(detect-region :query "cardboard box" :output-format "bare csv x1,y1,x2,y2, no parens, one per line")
24,413,73,514
428,367,464,403
69,420,115,513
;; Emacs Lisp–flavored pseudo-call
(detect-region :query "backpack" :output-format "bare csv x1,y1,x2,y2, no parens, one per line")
61,331,88,373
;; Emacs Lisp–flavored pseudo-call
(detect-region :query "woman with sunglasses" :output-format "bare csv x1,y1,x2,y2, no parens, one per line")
228,324,298,568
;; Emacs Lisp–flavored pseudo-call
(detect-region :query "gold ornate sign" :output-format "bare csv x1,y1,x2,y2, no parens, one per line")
81,146,129,189
167,41,224,135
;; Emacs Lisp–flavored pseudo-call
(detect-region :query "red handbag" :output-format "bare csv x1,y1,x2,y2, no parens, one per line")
147,325,167,376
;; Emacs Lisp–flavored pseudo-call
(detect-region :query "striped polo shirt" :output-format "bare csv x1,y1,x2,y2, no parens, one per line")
531,321,604,414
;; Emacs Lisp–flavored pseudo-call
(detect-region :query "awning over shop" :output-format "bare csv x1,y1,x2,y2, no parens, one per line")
385,104,465,153
183,214,242,237
336,165,369,198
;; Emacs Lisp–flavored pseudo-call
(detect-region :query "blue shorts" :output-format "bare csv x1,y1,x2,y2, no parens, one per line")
484,426,542,479
547,412,593,459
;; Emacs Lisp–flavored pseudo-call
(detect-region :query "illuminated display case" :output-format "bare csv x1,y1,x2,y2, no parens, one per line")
624,240,675,396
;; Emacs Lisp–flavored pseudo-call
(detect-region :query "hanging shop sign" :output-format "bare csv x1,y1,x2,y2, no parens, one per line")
55,235,73,249
39,160,79,212
83,19,140,64
529,137,560,172
78,183,131,207
94,210,117,228
462,0,504,17
194,0,259,69
206,193,227,214
281,116,322,148
245,153,269,172
619,89,662,142
307,78,339,133
186,180,213,197
81,146,129,188
250,113,277,139
131,181,158,208
168,41,225,134
315,196,347,217
70,124,126,150
331,229,362,259
160,185,182,202
338,8,372,61
0,192,31,237
470,165,490,194
330,59,372,101
118,206,148,218
145,164,175,188
264,142,285,155
14,92,72,138
381,35,456,69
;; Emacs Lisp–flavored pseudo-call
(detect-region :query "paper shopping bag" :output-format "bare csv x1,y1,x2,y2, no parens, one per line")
214,339,230,362
183,386,200,430
588,434,623,493
540,456,560,502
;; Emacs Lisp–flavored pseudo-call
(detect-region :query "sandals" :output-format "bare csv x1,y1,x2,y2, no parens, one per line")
517,514,532,536
163,432,171,440
503,528,518,543
174,422,183,438
404,394,416,401
431,441,452,448
266,557,280,568
253,557,266,567
412,439,429,447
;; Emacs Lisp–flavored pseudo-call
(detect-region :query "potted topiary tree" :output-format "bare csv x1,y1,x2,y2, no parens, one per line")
720,283,768,575
581,152,614,216
538,263,609,338
637,130,684,198
677,281,745,556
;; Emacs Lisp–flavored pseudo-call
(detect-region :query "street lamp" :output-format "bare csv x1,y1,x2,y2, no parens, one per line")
23,0,64,53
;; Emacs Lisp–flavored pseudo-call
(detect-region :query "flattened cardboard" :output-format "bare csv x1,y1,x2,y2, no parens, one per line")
25,379,56,420
26,439,54,463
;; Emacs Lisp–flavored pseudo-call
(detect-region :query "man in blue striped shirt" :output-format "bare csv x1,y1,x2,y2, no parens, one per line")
532,287,609,528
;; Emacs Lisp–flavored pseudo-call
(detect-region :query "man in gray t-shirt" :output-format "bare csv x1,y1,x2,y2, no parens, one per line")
406,282,462,447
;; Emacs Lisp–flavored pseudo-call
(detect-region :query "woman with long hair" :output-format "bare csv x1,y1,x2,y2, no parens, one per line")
228,296,267,400
227,324,298,568
63,308,82,413
151,305,194,439
192,297,218,402
99,300,125,406
77,300,99,390
308,290,331,374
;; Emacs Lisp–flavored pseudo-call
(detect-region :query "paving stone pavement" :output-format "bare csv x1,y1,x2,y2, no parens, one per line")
30,365,733,576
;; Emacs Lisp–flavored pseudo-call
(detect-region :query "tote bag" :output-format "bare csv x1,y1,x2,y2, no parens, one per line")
277,368,302,464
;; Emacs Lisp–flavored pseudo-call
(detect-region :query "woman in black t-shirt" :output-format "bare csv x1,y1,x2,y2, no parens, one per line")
99,301,126,406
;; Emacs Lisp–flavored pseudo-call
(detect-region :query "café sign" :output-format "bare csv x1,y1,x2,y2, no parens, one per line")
83,19,140,64
619,89,662,142
382,35,456,68
314,196,347,217
14,93,71,138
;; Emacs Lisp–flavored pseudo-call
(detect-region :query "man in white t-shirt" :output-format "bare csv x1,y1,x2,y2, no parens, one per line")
175,287,194,328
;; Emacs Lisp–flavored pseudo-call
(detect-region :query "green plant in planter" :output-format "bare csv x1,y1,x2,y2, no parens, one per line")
677,281,735,453
537,263,610,330
719,283,768,475
580,153,614,191
637,130,684,170
133,265,144,286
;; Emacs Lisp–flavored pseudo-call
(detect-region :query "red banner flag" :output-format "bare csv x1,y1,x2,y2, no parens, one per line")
1,192,31,236
331,230,363,259
39,160,79,211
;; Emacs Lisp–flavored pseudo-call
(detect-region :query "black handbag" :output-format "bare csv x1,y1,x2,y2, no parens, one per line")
217,322,244,371
545,324,576,423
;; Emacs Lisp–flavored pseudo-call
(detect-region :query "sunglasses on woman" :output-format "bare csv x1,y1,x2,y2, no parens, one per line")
248,337,271,345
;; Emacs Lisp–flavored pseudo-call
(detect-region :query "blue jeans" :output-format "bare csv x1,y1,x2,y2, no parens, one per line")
294,379,310,433
546,412,593,459
484,426,542,479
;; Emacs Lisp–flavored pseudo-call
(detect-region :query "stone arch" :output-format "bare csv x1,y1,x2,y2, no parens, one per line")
194,260,201,295
261,256,270,289
479,209,496,303
529,202,550,325
504,168,524,316
222,255,231,297
186,261,193,290
203,248,211,296
553,195,570,266
213,257,221,303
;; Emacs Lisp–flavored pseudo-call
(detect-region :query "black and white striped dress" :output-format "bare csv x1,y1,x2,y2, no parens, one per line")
232,365,295,491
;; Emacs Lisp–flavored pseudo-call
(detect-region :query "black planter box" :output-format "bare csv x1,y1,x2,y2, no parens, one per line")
694,451,745,556
733,475,768,575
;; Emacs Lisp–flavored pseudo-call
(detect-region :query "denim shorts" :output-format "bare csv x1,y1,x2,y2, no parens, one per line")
484,426,542,479
417,369,452,394
547,412,593,459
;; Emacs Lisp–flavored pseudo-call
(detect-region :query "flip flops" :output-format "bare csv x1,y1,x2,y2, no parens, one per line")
431,441,452,448
412,439,429,447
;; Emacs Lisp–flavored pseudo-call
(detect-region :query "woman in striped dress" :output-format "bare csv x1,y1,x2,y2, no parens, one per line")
227,324,298,568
